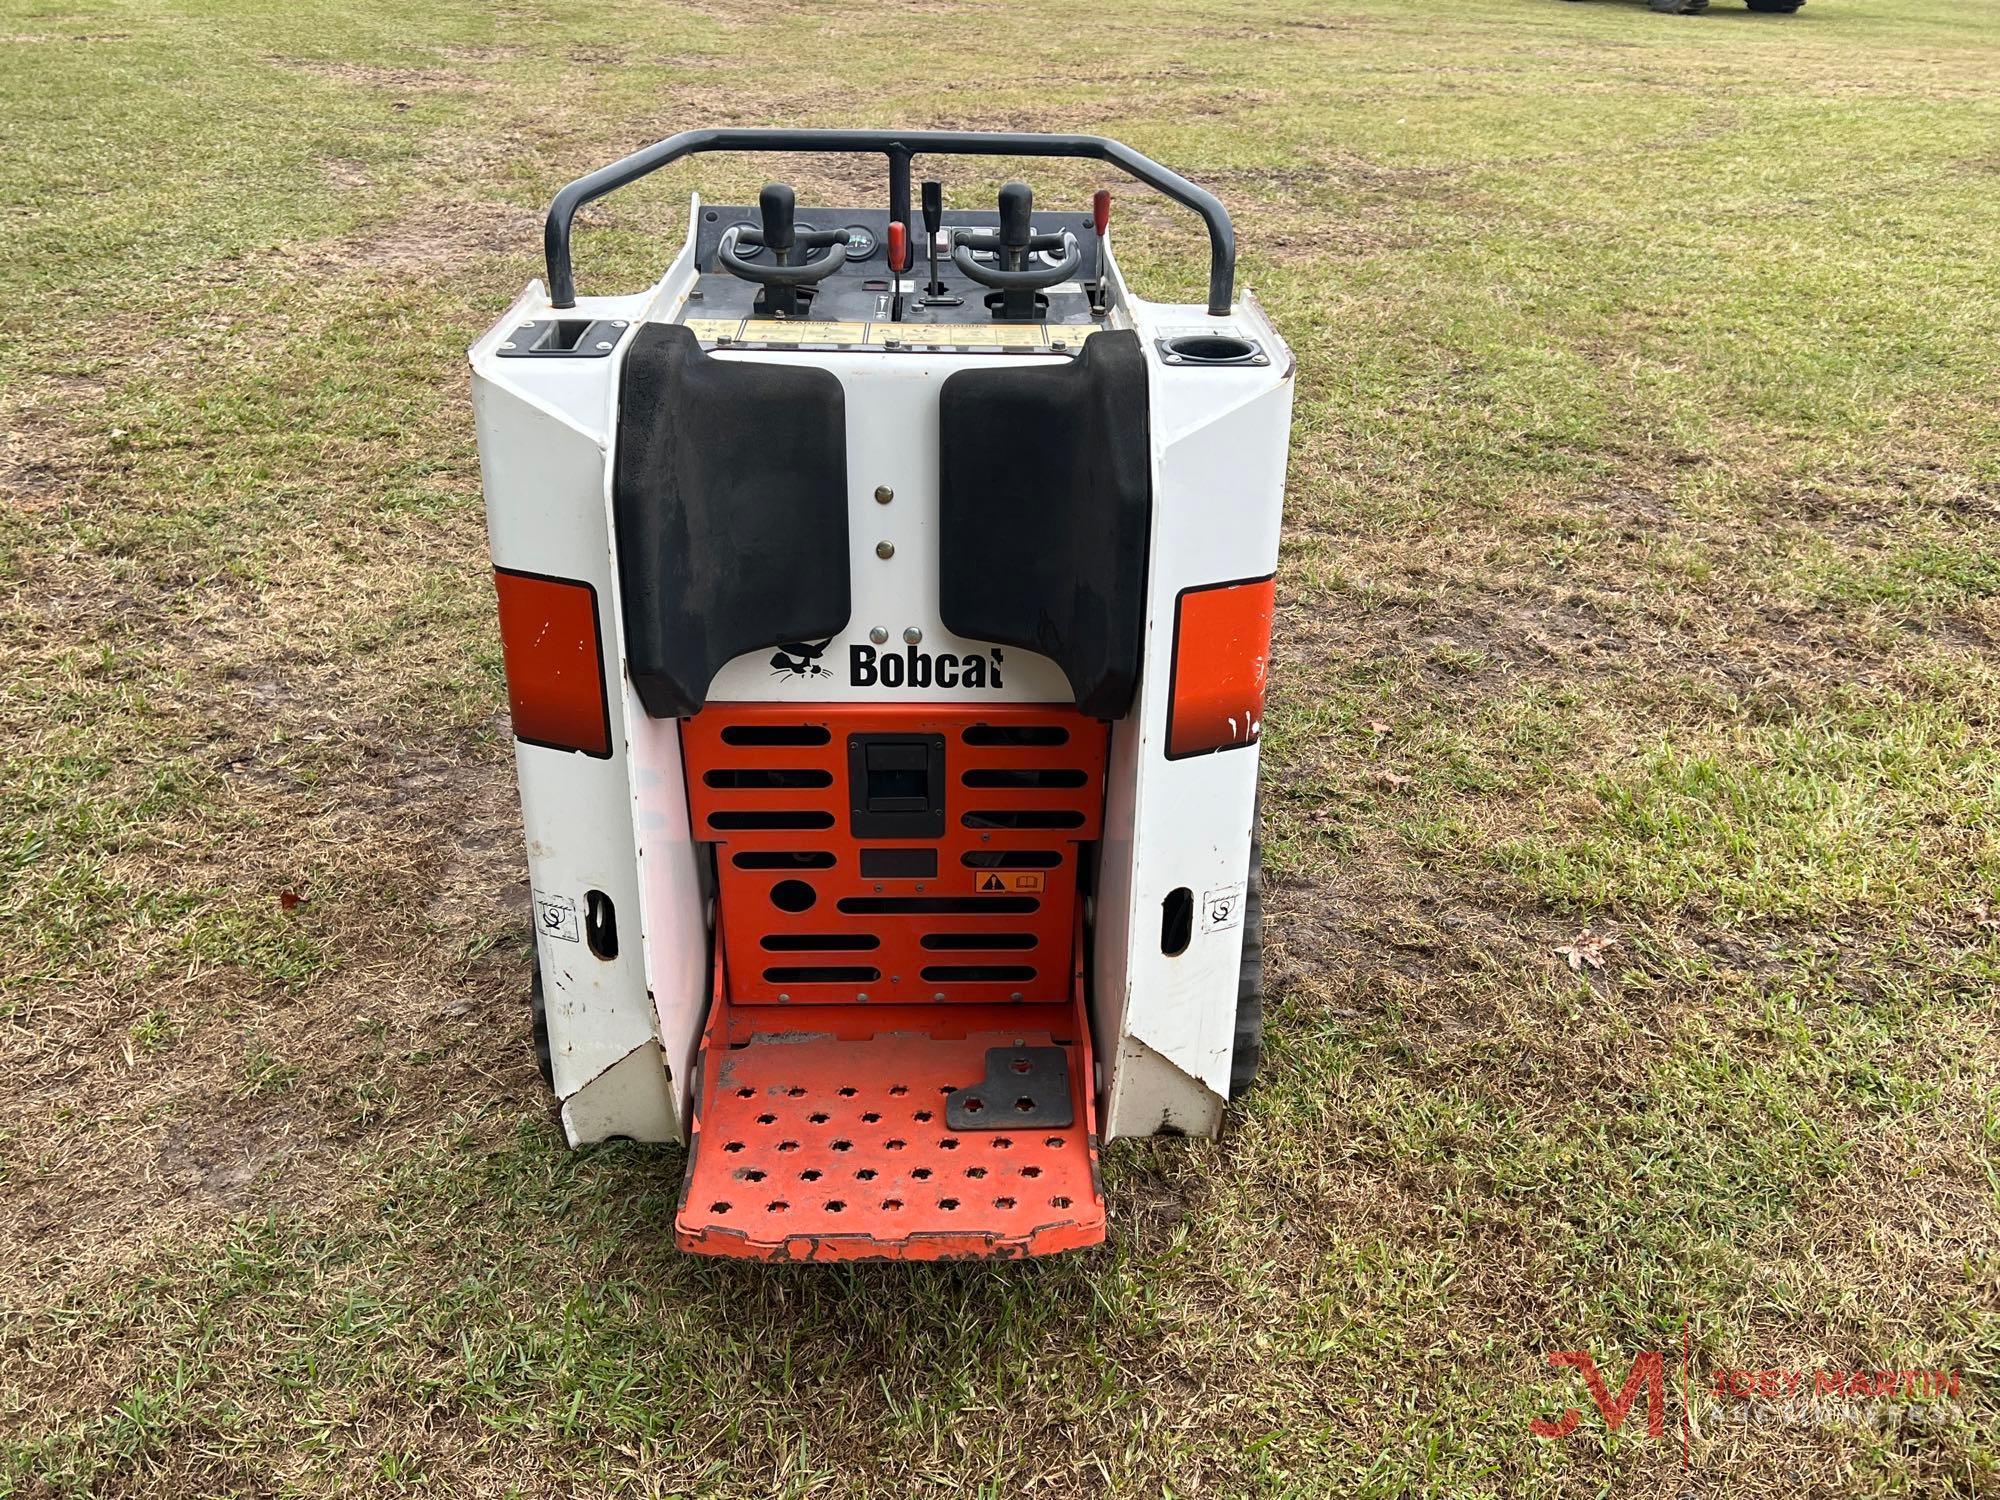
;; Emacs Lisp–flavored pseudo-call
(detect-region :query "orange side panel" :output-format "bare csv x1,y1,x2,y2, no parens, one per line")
492,568,611,758
1165,574,1276,760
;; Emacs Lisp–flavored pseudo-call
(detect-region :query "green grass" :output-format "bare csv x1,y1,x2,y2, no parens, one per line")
2,0,1998,1495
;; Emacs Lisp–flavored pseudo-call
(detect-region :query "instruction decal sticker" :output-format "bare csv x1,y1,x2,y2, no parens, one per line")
535,891,580,943
1200,882,1246,935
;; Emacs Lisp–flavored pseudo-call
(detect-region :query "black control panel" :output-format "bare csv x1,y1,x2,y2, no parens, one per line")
680,180,1106,332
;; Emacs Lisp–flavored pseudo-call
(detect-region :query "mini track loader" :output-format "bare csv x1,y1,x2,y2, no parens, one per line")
470,129,1293,1261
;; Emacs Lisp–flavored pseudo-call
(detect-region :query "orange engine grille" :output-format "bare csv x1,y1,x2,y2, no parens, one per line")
681,703,1108,1005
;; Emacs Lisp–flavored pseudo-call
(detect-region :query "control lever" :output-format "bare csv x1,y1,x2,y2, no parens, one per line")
886,221,908,322
716,182,852,316
919,179,960,307
1090,189,1111,314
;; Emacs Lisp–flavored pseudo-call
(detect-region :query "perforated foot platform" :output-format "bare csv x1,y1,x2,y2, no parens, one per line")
676,996,1105,1261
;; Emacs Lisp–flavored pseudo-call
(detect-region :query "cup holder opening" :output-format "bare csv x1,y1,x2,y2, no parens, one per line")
1161,334,1261,366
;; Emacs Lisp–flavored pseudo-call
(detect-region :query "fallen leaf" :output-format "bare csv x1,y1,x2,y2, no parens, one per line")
1554,930,1616,972
279,890,307,912
1367,719,1392,736
1368,769,1413,791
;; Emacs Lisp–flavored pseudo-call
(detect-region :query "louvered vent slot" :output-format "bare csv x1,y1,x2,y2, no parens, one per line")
710,810,836,831
704,768,834,789
840,897,1040,915
721,724,832,746
962,810,1086,830
962,850,1062,869
962,724,1069,746
962,768,1089,789
733,850,837,870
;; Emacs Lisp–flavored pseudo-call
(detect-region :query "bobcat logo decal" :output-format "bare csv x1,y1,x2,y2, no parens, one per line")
769,639,832,681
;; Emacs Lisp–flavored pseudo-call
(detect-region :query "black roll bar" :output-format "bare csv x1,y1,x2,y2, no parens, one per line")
543,128,1237,317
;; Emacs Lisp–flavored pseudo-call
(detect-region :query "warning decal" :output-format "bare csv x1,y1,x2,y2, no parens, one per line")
974,870,1046,894
682,317,745,342
891,322,1047,348
681,316,1100,352
739,319,869,344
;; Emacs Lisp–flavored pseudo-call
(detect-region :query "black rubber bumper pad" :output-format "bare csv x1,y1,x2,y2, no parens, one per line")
937,330,1151,719
613,322,851,718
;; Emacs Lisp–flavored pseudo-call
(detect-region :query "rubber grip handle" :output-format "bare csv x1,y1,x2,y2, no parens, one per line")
758,181,796,254
997,181,1033,249
922,179,942,236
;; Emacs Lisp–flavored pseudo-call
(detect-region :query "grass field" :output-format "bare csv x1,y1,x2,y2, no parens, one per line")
3,0,1998,1494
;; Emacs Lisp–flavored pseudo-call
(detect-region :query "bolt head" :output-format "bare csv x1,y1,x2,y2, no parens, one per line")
874,485,894,504
902,626,923,645
869,625,888,644
876,541,895,560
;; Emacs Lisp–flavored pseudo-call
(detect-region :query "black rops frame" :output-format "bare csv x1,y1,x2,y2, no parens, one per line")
543,128,1239,318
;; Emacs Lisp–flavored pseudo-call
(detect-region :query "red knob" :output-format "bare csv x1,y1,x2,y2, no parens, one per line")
1092,189,1112,236
886,220,909,273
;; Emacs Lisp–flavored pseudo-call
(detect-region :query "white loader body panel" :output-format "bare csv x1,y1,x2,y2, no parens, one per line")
472,171,1289,1152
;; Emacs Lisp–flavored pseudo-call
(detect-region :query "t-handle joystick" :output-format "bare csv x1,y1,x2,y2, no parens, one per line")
716,181,852,317
948,181,1082,321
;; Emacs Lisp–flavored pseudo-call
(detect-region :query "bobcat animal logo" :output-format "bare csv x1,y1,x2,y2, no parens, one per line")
770,638,833,681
